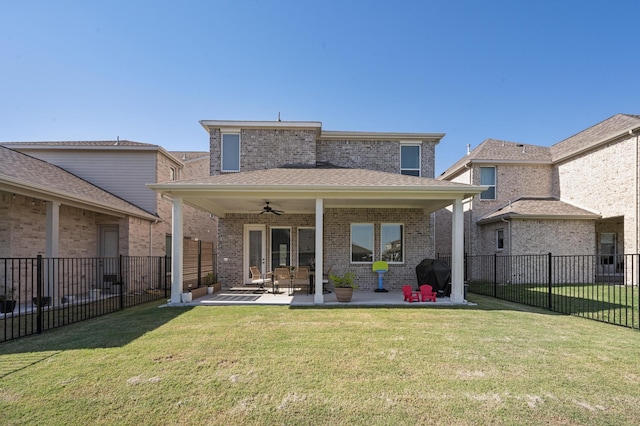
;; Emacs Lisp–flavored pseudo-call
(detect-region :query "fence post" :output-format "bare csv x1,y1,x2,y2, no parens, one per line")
548,252,553,311
493,254,497,297
36,255,43,334
119,255,124,310
197,240,202,288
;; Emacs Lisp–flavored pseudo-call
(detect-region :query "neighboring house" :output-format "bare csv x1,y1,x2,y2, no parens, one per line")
435,113,640,281
0,145,159,261
148,120,486,305
1,141,216,258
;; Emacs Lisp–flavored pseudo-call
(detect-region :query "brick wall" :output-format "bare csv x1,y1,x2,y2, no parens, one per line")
217,208,432,291
317,139,436,177
556,135,638,253
209,128,318,175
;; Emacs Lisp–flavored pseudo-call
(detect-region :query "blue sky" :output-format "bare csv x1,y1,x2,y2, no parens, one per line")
2,1,639,175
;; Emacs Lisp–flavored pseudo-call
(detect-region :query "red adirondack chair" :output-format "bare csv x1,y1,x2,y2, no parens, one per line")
419,284,437,302
402,285,420,303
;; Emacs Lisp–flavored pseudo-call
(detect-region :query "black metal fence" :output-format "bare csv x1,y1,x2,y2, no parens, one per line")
1,255,170,342
437,253,640,329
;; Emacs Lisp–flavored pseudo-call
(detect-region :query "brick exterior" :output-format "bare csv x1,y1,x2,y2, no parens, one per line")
436,127,640,260
205,123,442,291
217,208,432,291
210,128,318,175
317,139,436,177
2,148,215,259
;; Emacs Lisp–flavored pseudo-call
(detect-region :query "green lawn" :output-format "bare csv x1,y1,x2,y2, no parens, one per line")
471,281,639,328
1,295,640,425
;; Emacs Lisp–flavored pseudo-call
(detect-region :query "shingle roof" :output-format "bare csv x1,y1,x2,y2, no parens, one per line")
439,139,552,179
158,167,476,189
477,197,600,224
1,140,156,148
0,146,157,220
550,114,640,161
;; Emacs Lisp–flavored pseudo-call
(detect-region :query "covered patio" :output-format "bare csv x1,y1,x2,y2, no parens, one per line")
174,288,474,307
148,167,485,306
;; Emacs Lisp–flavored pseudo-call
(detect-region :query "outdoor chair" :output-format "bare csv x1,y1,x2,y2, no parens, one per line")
273,267,291,295
321,265,332,294
250,266,271,293
293,266,310,294
402,285,420,303
419,284,437,302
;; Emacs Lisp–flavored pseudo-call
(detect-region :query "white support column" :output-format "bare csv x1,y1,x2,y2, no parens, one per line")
314,198,324,304
450,198,465,303
45,201,60,258
171,197,184,304
45,201,60,297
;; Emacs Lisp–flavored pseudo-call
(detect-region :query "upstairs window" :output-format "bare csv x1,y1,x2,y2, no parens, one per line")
480,167,496,200
169,166,177,181
400,145,421,176
221,133,240,172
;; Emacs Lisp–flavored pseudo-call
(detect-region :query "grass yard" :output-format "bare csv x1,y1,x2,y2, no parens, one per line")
471,281,639,328
1,295,640,425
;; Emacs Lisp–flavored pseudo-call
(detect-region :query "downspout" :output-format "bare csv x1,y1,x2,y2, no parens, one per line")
635,130,639,254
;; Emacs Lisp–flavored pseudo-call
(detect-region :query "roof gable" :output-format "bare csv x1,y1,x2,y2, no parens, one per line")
439,139,552,179
550,114,640,161
477,197,600,224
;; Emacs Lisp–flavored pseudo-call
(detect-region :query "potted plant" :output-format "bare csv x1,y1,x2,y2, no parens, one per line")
329,272,357,302
32,295,51,308
206,272,215,294
0,286,17,313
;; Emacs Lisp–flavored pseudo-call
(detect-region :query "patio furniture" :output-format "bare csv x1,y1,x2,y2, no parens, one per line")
273,267,291,295
250,266,271,293
293,266,310,294
402,285,420,303
419,284,437,302
321,266,332,293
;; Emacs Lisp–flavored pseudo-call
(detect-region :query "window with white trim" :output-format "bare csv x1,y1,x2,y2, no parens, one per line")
221,133,240,172
400,144,421,176
169,166,177,181
381,223,404,263
351,224,373,263
480,166,496,200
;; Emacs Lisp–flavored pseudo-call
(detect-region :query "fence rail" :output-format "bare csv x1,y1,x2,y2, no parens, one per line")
1,255,172,342
438,253,640,329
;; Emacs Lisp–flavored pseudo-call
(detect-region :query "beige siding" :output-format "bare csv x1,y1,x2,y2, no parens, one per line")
14,149,159,214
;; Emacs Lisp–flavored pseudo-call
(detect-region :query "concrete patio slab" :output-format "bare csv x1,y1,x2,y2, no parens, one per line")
166,288,474,308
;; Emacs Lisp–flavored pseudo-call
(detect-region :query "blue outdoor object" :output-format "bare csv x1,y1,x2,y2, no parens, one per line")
372,260,389,292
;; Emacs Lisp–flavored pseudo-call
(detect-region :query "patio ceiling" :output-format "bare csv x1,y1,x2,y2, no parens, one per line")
148,168,486,218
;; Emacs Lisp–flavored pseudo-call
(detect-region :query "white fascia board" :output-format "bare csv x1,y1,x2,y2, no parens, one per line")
199,120,323,132
147,183,487,200
321,130,445,143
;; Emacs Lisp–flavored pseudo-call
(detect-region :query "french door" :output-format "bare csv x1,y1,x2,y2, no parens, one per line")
244,225,267,284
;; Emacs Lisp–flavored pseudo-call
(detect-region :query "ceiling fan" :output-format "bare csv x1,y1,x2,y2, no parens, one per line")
260,201,284,215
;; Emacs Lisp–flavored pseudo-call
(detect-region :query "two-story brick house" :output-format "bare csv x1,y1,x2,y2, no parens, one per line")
149,120,486,305
1,141,216,259
435,113,640,281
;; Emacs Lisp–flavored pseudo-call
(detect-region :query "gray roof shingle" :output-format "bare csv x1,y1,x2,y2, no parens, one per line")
440,139,552,179
550,114,640,161
477,197,600,224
